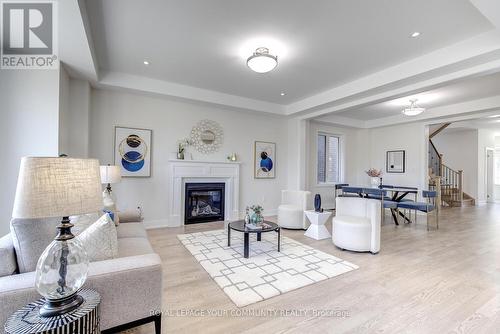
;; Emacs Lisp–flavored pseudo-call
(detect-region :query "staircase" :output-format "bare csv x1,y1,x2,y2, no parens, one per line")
428,124,475,207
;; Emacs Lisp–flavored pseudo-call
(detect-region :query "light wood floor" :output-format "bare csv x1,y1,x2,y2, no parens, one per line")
130,204,500,334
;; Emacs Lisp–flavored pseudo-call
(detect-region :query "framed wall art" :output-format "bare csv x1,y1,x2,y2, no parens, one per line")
254,141,276,179
114,126,152,177
386,150,405,173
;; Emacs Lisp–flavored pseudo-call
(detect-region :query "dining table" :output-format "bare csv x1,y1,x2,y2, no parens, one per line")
340,186,418,225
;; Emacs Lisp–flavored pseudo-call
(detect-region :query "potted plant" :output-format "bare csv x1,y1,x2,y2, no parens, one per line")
365,168,383,188
177,138,191,160
249,205,264,225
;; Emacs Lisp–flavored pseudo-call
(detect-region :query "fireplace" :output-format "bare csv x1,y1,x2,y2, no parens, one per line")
185,183,225,224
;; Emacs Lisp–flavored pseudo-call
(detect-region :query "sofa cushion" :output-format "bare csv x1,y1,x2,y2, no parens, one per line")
77,214,118,262
0,234,17,277
117,223,147,239
117,237,154,257
10,217,59,273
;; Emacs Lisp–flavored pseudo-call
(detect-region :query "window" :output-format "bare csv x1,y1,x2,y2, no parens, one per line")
317,134,340,184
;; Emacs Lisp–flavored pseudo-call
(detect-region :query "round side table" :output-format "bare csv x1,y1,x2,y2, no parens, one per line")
5,288,101,334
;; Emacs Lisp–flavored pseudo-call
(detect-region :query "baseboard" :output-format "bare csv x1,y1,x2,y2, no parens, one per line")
144,209,278,229
143,219,170,229
238,208,278,219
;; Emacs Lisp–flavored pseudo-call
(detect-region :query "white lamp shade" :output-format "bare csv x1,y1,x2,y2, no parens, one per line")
12,157,103,219
247,55,278,73
100,165,122,184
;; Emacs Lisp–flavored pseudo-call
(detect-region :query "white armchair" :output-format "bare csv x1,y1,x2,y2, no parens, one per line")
332,197,381,254
278,190,311,229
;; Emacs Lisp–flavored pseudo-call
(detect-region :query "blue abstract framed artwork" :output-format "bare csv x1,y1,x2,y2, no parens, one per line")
114,126,152,177
254,141,276,179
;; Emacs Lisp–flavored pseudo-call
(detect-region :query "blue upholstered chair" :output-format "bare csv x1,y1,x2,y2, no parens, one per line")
362,188,399,224
397,191,439,231
340,186,363,197
334,184,351,198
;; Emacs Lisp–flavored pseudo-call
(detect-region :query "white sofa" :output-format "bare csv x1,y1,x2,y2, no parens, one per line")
278,190,311,229
332,197,381,254
0,212,162,333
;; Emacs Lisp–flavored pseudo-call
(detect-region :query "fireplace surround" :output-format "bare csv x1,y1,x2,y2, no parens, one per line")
168,160,240,227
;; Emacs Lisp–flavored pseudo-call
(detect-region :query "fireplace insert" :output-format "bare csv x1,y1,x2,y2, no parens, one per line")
185,183,225,224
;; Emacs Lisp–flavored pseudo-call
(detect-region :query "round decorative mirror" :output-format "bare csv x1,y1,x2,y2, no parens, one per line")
190,120,223,154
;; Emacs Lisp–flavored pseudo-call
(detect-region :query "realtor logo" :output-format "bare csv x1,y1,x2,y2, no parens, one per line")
1,1,58,69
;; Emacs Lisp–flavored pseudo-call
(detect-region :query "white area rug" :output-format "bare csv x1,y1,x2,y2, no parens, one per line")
177,229,358,307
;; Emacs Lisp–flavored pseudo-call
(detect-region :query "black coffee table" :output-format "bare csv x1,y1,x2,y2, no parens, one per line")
227,220,280,258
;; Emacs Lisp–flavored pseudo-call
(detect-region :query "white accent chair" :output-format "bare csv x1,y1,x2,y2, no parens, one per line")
332,197,381,254
278,190,312,229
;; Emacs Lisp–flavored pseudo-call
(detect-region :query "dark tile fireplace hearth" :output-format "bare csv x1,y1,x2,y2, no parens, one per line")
185,183,225,224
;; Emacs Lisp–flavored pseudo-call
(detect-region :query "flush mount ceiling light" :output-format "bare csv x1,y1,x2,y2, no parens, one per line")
247,47,278,73
411,31,421,38
280,92,286,96
143,60,150,65
402,99,425,116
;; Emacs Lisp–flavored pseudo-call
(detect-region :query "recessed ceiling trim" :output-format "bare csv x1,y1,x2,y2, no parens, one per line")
286,30,500,116
97,71,286,114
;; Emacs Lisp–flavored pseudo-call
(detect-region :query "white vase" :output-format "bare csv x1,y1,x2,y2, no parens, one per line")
371,177,379,188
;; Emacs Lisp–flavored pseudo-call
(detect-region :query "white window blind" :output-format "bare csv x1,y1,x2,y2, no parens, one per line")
317,134,340,184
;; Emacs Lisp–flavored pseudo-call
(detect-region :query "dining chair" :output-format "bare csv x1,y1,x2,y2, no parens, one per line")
340,186,363,197
362,188,399,224
334,184,350,199
396,191,439,231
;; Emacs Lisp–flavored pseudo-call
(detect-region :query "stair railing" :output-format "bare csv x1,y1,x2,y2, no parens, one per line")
441,164,463,203
428,139,442,177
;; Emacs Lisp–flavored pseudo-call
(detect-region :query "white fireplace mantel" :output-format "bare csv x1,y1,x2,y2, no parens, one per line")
168,160,240,226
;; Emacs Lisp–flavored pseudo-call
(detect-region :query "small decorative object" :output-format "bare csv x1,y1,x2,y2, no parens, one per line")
177,138,191,160
366,168,383,188
114,126,152,177
190,119,223,154
249,205,264,225
386,150,406,173
314,194,322,212
4,288,101,334
100,165,121,221
379,177,383,189
254,141,276,179
227,153,237,161
12,157,102,317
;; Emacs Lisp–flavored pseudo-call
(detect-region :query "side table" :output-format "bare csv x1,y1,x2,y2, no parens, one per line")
5,288,101,334
304,210,332,240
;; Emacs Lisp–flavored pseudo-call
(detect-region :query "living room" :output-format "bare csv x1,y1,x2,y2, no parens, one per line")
2,0,500,333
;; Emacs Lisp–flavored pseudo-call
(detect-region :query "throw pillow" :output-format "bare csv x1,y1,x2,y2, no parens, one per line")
76,213,118,262
10,217,59,273
70,212,100,235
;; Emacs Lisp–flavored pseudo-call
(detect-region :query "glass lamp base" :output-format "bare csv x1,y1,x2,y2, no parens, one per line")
40,293,84,317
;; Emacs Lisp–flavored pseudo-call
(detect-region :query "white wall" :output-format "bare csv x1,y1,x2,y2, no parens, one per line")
89,89,288,227
58,65,70,155
367,122,428,190
0,70,60,236
59,68,91,158
477,129,496,203
433,129,479,198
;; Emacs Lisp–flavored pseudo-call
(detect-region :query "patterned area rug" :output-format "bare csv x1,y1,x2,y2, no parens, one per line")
178,229,358,307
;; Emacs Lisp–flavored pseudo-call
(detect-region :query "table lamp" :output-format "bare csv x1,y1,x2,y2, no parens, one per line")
100,165,121,210
12,157,102,317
